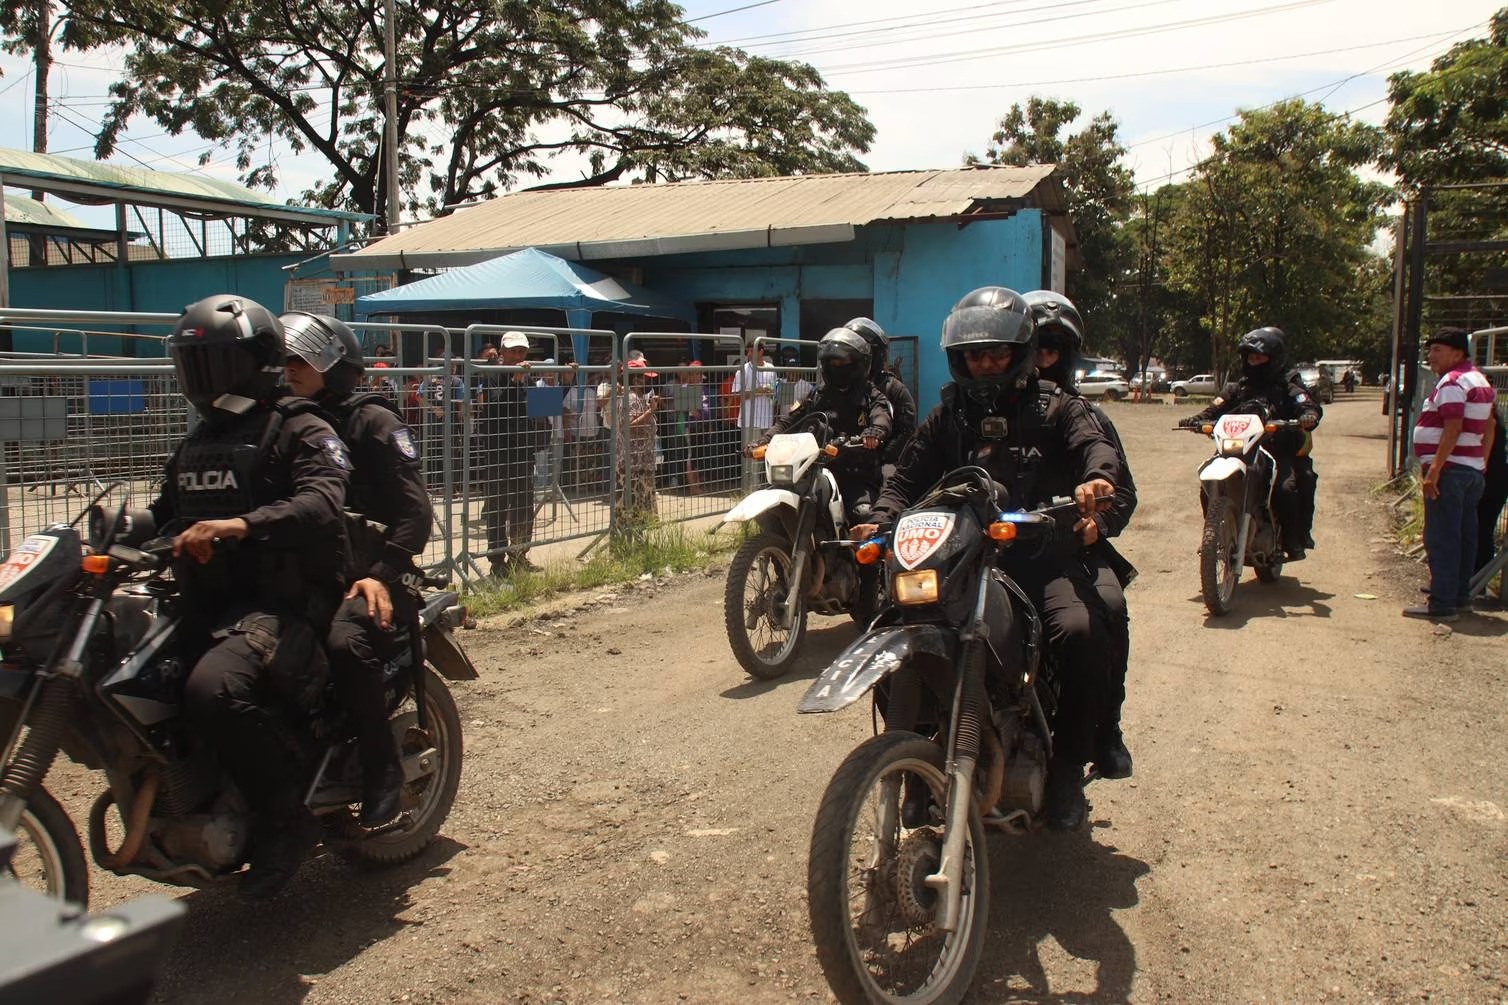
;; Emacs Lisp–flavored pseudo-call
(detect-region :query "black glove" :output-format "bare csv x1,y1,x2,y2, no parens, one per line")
1178,416,1201,429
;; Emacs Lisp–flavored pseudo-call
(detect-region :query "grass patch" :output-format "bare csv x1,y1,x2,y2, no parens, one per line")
1379,469,1424,551
461,523,742,618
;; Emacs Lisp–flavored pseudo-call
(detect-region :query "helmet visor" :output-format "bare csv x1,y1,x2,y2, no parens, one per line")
282,314,345,373
171,342,258,408
940,305,1033,351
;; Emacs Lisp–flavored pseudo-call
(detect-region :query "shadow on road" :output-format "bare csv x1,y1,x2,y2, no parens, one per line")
1197,578,1336,628
153,836,466,1004
719,619,859,700
973,823,1150,1003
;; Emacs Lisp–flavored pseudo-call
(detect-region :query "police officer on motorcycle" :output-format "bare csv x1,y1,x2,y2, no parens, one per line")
282,312,434,827
753,327,892,518
1025,290,1137,781
1180,326,1321,560
854,287,1120,830
152,294,350,897
843,317,917,468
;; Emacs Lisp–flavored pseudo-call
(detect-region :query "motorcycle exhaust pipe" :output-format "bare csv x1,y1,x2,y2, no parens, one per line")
100,772,160,869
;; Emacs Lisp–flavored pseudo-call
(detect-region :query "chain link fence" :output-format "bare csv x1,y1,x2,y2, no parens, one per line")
0,310,808,587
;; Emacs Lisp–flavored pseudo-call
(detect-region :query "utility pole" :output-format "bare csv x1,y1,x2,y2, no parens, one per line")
382,0,401,234
32,1,51,199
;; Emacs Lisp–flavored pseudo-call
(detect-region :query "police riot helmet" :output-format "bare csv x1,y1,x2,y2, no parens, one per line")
1237,326,1286,383
168,294,286,419
1023,290,1084,390
280,311,366,397
941,287,1038,406
817,328,872,394
844,317,888,382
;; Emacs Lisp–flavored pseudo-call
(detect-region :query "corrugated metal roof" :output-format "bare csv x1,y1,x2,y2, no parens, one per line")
336,165,1061,270
0,146,370,224
3,193,87,230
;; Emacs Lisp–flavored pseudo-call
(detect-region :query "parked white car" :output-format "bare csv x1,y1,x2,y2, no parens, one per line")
1078,374,1130,400
1170,374,1219,397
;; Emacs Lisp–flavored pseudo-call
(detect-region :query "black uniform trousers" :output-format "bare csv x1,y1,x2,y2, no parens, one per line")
1021,554,1114,766
1087,553,1130,732
1271,451,1317,550
181,608,327,823
326,592,416,772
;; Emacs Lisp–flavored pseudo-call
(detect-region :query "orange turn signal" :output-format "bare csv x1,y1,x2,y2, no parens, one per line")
1200,423,1215,435
1264,423,1278,433
823,444,839,457
855,541,882,565
81,554,111,575
987,521,1018,542
751,445,767,460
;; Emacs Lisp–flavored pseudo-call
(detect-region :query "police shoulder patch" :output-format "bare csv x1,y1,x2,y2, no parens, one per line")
318,436,352,470
391,427,419,461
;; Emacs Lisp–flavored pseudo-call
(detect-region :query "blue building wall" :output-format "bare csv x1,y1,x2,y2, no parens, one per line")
8,253,305,355
607,209,1048,407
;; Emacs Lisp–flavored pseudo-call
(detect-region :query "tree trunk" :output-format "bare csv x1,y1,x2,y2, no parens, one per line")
29,1,53,268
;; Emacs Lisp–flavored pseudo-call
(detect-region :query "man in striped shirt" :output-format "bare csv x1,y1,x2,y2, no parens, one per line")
1406,327,1496,622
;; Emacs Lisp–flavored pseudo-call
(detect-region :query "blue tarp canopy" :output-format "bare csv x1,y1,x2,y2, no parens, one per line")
355,246,694,325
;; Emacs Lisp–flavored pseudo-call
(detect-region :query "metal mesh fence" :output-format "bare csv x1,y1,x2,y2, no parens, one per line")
0,311,822,589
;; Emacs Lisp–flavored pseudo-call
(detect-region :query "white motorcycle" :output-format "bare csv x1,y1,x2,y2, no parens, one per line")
1182,410,1305,615
719,413,881,679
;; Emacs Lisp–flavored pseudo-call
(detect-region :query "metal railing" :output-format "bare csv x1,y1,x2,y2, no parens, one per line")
0,309,791,587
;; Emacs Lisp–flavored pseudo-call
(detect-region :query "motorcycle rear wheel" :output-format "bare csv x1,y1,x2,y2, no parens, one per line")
1200,496,1240,616
724,531,808,679
341,667,463,867
5,784,89,907
808,731,990,1005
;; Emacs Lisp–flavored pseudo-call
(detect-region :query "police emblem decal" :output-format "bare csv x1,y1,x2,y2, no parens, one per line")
392,428,419,460
320,436,352,470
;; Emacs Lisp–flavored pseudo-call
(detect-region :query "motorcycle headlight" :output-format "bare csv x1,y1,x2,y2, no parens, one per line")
892,569,939,605
0,604,13,643
768,464,795,485
1220,438,1245,455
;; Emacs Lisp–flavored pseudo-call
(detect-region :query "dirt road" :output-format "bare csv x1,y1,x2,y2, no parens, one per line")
71,389,1508,1003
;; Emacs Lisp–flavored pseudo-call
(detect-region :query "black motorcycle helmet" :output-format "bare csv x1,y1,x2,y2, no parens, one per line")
817,328,872,394
844,317,888,383
941,286,1038,408
167,294,286,420
1023,290,1084,390
1237,326,1286,384
280,311,366,398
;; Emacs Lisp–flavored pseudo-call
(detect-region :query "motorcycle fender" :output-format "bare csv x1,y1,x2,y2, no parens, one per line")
424,625,478,680
798,625,957,714
819,470,845,531
719,489,801,527
1198,456,1247,483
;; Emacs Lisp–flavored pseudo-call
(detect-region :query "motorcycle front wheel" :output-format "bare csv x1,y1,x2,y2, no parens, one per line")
4,785,89,907
807,732,990,1005
724,531,808,679
341,667,463,867
1200,495,1240,616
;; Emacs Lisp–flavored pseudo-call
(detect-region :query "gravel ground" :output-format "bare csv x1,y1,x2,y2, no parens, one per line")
51,389,1508,1003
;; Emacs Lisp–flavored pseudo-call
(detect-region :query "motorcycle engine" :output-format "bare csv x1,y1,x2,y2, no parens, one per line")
154,810,248,873
999,731,1047,814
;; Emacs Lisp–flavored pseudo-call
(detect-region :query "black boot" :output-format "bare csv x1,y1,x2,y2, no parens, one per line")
360,757,405,827
1093,724,1133,780
1044,755,1087,831
242,808,320,899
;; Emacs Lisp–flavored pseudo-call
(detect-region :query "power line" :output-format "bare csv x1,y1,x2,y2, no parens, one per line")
684,0,786,25
845,31,1465,95
704,0,1050,47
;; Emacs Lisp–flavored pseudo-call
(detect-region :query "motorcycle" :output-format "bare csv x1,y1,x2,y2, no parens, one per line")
0,493,475,908
798,466,1086,1005
1181,409,1305,615
719,412,883,679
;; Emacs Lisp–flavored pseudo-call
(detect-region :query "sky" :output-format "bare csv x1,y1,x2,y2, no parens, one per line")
0,0,1501,222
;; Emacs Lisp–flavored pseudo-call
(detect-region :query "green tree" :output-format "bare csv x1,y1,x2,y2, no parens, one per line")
70,0,874,228
1383,9,1508,189
968,96,1135,328
1163,99,1390,374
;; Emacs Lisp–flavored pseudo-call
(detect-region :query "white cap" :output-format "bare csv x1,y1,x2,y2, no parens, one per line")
500,331,530,350
543,357,557,365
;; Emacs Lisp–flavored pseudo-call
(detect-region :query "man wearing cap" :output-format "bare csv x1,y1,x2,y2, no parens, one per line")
1406,328,1496,622
474,331,545,575
615,357,660,532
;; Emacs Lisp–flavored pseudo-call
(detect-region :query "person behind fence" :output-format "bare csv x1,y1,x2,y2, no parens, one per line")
752,328,891,519
1474,404,1508,580
567,357,604,497
1405,327,1495,622
852,286,1121,831
1025,289,1137,781
151,294,350,897
1179,326,1321,561
474,332,545,576
534,359,567,493
281,311,432,829
844,317,918,470
613,357,660,530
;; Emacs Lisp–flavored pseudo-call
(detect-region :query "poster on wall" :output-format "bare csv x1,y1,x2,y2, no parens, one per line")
1050,228,1067,294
